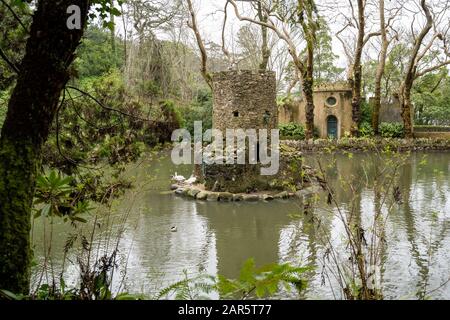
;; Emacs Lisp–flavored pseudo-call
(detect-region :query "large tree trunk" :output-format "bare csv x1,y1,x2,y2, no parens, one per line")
372,0,388,136
399,83,414,138
257,2,270,70
350,0,366,137
351,65,363,137
0,0,89,294
303,41,315,140
297,1,316,140
372,91,382,135
397,0,433,139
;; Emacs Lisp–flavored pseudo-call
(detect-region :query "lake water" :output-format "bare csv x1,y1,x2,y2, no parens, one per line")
31,150,450,299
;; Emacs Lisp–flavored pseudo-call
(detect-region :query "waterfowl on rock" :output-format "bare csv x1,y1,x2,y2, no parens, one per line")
185,175,197,185
171,172,186,183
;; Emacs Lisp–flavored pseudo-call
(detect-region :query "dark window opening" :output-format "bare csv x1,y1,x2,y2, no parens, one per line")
326,97,337,106
257,142,260,163
263,110,271,124
233,111,239,117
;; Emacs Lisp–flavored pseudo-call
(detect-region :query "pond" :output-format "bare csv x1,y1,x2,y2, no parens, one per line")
31,150,450,299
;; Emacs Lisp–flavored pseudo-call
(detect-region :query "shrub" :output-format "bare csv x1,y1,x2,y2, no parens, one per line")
279,123,306,140
360,100,373,124
359,122,374,137
379,122,405,138
44,69,177,173
179,90,213,135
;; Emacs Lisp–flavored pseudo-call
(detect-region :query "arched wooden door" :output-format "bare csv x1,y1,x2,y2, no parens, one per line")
327,115,338,139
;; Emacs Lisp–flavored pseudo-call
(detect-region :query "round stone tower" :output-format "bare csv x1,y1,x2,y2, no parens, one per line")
211,70,278,132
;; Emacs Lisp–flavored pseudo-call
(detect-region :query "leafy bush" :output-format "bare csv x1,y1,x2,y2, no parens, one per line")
279,123,306,140
157,259,310,300
379,122,405,138
360,100,373,125
44,69,180,173
359,122,374,137
160,99,183,127
179,90,213,135
75,26,124,79
34,170,92,223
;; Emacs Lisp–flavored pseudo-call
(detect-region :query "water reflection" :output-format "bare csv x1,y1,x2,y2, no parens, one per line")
32,151,450,299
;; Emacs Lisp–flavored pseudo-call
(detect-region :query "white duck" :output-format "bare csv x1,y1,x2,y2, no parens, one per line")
170,226,178,232
171,172,186,183
185,174,197,185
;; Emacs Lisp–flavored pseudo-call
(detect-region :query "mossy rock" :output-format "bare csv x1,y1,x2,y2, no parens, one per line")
207,193,220,201
196,191,209,201
187,189,201,198
218,192,233,202
274,191,289,199
174,188,186,195
262,194,274,201
243,194,260,202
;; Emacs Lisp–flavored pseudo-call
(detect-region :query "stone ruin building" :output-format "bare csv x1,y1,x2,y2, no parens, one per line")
279,82,403,139
197,70,304,194
211,70,279,133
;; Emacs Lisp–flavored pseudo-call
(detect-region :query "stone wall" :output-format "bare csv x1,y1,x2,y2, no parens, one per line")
212,70,278,132
414,132,450,139
198,147,305,193
369,97,403,123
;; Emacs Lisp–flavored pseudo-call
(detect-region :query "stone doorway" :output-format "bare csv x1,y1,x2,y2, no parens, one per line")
327,115,338,139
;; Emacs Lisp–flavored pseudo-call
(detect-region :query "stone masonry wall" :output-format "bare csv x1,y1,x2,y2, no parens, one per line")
212,70,278,132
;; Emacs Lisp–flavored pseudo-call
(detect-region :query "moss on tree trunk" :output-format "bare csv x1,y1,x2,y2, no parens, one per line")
0,0,89,294
303,78,315,140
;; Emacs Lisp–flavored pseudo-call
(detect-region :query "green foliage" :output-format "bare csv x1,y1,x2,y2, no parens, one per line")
379,122,405,138
157,271,216,300
0,289,23,300
360,100,373,125
413,70,450,126
158,259,310,300
217,259,309,299
362,43,409,98
0,0,31,90
90,0,124,31
160,99,183,127
0,90,9,130
44,69,178,173
359,122,374,137
279,123,306,140
75,26,125,79
301,17,345,84
178,90,213,135
33,170,92,223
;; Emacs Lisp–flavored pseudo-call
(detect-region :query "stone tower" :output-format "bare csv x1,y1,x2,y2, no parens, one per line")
211,70,278,132
198,70,280,193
